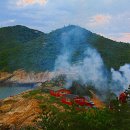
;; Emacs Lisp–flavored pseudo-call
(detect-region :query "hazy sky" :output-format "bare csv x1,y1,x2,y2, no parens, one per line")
0,0,130,43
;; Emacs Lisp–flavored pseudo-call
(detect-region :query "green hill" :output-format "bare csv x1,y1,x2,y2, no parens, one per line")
0,25,130,72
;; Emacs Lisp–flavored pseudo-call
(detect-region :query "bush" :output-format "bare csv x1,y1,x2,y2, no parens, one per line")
37,100,130,130
23,89,42,98
38,107,117,130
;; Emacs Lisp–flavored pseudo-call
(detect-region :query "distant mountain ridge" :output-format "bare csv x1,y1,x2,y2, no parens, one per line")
0,25,130,72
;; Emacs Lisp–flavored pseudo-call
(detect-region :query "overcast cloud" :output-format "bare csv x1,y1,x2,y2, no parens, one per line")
0,0,130,42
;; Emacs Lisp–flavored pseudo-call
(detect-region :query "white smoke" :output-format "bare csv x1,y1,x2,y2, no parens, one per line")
57,48,108,91
54,26,130,95
111,64,130,94
54,27,108,91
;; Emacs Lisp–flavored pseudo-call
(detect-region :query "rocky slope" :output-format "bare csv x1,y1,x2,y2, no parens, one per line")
0,70,55,84
11,70,54,83
0,72,13,83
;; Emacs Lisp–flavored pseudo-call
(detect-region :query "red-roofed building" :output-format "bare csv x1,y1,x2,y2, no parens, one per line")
48,87,71,97
119,92,127,103
61,94,78,105
61,94,94,107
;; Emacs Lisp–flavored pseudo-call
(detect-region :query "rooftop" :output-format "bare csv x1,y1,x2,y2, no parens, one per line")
83,96,90,101
64,94,79,99
43,86,66,92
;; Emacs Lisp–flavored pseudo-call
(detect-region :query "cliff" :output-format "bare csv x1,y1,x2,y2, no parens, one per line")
0,70,55,84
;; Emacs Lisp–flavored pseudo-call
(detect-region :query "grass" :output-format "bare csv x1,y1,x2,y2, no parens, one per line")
34,95,44,100
37,103,130,130
22,89,42,98
20,87,130,130
49,96,58,103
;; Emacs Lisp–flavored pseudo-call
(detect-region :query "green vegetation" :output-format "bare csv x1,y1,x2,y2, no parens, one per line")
39,107,108,130
37,101,130,130
20,126,36,130
49,96,58,103
21,86,130,130
0,25,44,72
22,89,42,98
34,95,44,100
0,25,130,72
88,35,130,70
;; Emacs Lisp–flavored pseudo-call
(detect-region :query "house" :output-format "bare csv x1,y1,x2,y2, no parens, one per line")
86,101,95,108
74,96,94,107
61,94,94,108
84,96,90,101
74,97,86,106
61,94,79,105
42,86,95,108
119,86,130,104
119,92,127,103
49,87,71,97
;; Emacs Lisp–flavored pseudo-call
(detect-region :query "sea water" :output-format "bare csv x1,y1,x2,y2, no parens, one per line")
0,83,36,99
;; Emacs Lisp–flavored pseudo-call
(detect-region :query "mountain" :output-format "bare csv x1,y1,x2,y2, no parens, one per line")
0,25,45,71
0,25,130,72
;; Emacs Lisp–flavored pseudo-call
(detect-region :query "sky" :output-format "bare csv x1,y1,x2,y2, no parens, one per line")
0,0,130,43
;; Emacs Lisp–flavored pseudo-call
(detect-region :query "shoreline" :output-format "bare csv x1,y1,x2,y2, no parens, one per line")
0,80,42,87
0,82,42,99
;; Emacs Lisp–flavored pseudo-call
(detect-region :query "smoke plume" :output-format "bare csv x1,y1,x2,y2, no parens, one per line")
54,26,130,95
111,64,130,94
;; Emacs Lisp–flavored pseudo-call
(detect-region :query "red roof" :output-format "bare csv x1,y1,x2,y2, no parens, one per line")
49,87,71,97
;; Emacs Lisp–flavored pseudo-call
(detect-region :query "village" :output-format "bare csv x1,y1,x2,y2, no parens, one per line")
40,75,130,110
42,86,95,108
